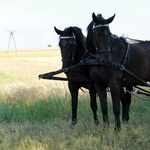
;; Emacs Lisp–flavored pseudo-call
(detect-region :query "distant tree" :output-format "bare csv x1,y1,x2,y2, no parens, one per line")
48,44,52,47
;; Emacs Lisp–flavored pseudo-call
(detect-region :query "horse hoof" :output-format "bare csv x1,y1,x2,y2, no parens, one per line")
122,118,129,123
94,120,99,126
122,120,129,124
114,127,121,133
71,119,77,129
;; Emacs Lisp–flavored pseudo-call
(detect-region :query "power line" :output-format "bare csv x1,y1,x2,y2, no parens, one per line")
7,30,17,52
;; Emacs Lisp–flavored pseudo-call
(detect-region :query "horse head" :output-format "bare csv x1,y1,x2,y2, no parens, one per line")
87,13,115,64
54,26,77,68
54,26,86,68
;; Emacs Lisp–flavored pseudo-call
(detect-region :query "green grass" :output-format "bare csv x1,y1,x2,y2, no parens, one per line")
0,93,71,123
0,90,150,150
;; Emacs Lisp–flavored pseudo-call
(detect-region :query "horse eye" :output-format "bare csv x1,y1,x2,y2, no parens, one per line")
103,29,108,36
67,39,74,45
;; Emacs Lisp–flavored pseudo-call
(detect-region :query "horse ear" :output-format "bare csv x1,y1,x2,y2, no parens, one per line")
92,12,99,24
106,14,116,24
69,26,74,34
69,26,73,31
54,26,62,35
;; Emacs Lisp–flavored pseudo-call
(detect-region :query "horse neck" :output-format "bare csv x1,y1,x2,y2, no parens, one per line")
86,30,96,54
111,37,128,64
74,44,87,63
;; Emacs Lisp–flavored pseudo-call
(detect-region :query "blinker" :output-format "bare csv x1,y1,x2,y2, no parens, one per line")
62,40,67,48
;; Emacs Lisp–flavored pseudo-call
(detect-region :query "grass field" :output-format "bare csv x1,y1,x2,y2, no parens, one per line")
0,49,150,150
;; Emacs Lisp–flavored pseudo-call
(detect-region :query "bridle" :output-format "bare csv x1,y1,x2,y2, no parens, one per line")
92,24,114,55
92,24,130,67
59,34,77,63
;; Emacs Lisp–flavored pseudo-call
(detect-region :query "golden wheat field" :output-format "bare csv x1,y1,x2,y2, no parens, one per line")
0,48,69,100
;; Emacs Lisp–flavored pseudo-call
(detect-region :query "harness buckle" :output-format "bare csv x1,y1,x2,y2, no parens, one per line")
120,65,125,71
80,60,85,65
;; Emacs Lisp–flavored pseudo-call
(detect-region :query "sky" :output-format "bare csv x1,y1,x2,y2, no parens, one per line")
0,0,150,50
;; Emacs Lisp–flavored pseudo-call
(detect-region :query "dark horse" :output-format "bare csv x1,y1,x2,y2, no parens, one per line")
54,26,99,127
87,13,150,130
54,25,132,130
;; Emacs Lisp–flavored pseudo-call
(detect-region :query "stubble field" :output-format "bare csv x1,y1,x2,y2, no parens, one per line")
0,48,150,150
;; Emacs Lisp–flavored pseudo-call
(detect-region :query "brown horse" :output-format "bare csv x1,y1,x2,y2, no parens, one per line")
86,13,150,130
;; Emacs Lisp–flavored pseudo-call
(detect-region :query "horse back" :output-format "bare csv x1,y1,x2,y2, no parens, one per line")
124,41,150,85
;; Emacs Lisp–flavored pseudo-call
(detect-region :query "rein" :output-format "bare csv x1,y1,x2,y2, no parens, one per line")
42,76,91,82
110,62,150,87
126,88,150,102
39,61,84,79
135,86,150,96
39,53,150,98
39,55,94,82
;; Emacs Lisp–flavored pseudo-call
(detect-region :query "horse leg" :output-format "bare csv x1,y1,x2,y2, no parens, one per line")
68,82,79,127
109,80,121,131
120,86,132,123
89,84,99,126
94,84,108,129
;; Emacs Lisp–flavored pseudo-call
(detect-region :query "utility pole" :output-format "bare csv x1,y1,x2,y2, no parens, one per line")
7,30,17,52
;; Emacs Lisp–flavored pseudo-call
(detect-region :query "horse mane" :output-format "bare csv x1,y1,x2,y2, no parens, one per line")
87,20,94,34
86,21,96,54
71,27,86,49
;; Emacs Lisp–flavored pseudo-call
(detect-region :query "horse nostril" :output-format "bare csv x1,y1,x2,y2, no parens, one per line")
101,59,105,64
